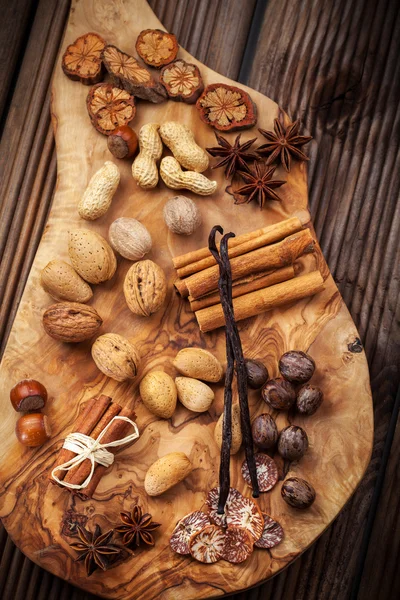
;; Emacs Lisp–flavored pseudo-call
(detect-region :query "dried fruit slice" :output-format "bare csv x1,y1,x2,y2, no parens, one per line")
102,44,166,104
221,526,254,563
225,497,264,541
206,487,243,527
160,59,204,103
196,83,257,131
136,29,179,68
62,32,106,85
87,84,136,136
241,453,278,492
189,524,225,563
170,511,211,555
255,513,284,549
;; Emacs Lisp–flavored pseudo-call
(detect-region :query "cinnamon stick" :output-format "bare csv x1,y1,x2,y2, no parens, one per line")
186,229,315,300
49,395,111,483
189,265,295,312
172,216,302,271
196,271,324,332
74,406,137,500
63,403,122,485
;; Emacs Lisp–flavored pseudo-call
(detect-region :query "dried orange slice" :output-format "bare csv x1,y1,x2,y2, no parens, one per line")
160,59,204,104
221,526,254,563
102,45,166,104
169,511,211,555
62,32,106,85
196,83,257,131
206,486,243,527
86,84,136,136
136,29,179,68
189,524,225,563
225,496,264,541
254,513,284,549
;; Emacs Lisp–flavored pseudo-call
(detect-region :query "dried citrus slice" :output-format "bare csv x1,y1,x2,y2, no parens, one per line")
225,496,264,541
160,59,204,103
136,29,179,68
241,453,278,492
102,44,166,103
62,32,106,85
221,526,253,563
206,487,243,527
189,524,225,563
170,511,211,555
255,513,284,549
86,84,136,136
196,83,257,131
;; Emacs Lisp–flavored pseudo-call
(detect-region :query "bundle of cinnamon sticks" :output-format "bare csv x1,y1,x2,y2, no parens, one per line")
172,217,324,332
49,395,136,500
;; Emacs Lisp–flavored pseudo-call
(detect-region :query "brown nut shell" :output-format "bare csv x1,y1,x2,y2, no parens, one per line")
10,379,48,412
296,384,323,415
124,259,167,317
251,413,278,450
279,350,315,383
245,359,269,389
15,413,51,447
281,476,316,509
107,125,138,159
277,425,308,461
43,302,102,343
91,333,140,382
261,377,296,410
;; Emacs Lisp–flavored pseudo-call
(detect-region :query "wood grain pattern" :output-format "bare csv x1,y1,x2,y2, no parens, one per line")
0,1,376,597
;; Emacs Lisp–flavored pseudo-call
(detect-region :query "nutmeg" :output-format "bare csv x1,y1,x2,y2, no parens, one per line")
281,476,316,509
15,413,51,447
251,413,278,450
296,384,323,415
10,379,48,412
261,377,296,410
107,125,138,159
163,196,202,235
245,359,269,389
279,350,315,383
277,425,308,461
109,217,152,261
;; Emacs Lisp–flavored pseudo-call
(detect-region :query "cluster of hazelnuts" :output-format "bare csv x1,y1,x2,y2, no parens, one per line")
10,379,51,447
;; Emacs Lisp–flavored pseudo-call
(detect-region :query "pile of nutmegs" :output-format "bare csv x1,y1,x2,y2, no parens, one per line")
246,351,323,509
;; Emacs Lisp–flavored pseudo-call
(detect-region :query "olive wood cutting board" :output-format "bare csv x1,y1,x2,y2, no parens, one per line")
0,0,373,598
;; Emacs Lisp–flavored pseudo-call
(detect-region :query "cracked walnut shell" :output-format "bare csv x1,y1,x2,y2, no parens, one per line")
124,260,167,317
87,83,136,136
91,333,140,382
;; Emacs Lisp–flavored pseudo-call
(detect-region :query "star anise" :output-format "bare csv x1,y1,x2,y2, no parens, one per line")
257,118,312,172
60,510,88,538
69,524,121,576
234,162,286,208
206,132,258,178
115,505,161,548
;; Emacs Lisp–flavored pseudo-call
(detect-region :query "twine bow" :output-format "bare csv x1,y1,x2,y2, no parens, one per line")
51,416,139,490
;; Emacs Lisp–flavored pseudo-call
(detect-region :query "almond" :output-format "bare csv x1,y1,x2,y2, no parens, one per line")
91,333,140,382
68,229,117,284
175,376,214,413
144,452,193,496
139,371,177,418
214,403,242,454
40,259,93,303
42,302,102,343
124,259,167,316
173,348,223,382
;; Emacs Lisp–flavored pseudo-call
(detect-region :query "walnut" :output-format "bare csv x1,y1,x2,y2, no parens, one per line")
123,260,167,316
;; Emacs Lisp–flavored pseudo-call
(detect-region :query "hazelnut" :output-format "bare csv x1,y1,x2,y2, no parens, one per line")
107,125,138,159
252,414,278,449
261,377,296,410
10,379,48,412
245,359,269,389
296,384,323,415
279,350,315,383
281,476,316,509
278,425,308,460
15,413,51,447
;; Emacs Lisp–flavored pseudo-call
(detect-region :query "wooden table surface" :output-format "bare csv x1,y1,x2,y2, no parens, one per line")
0,0,398,599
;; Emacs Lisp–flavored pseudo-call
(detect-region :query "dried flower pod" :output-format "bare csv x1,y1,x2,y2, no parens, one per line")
163,196,202,235
241,453,278,493
10,379,48,412
135,29,179,68
102,45,166,103
254,514,284,549
261,377,296,410
61,32,106,85
245,359,269,389
278,425,309,461
221,526,253,563
196,83,257,131
107,126,138,159
225,496,264,540
296,384,324,415
189,524,225,563
279,350,315,383
160,59,204,103
86,83,136,136
206,487,243,528
15,413,51,447
251,414,278,450
91,333,140,382
43,302,103,343
281,476,316,509
109,218,152,261
170,511,211,555
124,260,167,317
